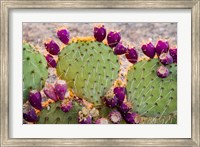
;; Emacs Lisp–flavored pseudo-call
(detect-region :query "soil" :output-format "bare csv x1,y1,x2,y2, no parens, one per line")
23,22,177,55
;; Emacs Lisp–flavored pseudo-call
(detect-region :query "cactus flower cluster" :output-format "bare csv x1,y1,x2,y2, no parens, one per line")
44,27,70,69
103,86,140,124
94,25,138,64
141,40,177,78
24,80,71,121
104,86,126,108
78,107,100,124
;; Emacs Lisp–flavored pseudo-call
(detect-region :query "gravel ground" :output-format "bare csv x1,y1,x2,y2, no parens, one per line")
23,22,177,56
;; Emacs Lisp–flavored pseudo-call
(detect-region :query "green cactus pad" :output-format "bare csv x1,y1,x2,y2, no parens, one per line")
37,100,82,124
98,106,112,118
141,113,177,124
56,39,120,105
126,58,177,118
23,43,48,102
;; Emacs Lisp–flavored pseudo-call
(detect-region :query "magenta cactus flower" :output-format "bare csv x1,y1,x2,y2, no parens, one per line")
23,107,38,122
169,47,177,63
125,48,138,64
57,28,70,45
157,66,169,78
28,90,43,110
108,110,122,124
55,80,67,100
104,96,118,108
159,52,173,65
113,87,126,105
43,84,58,101
107,31,121,48
118,102,132,114
141,41,156,58
123,112,140,124
60,99,73,113
113,42,127,55
44,39,60,55
45,54,57,68
94,25,106,42
155,40,169,56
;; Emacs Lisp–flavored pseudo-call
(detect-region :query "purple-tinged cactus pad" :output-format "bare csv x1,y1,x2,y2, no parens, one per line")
60,99,73,113
94,25,106,42
108,110,122,124
155,40,169,56
45,54,57,68
125,48,138,64
113,42,127,55
23,107,38,122
169,47,177,63
107,31,121,48
55,80,67,100
44,39,60,55
57,28,70,45
141,42,156,58
123,112,140,124
28,90,43,110
157,66,169,78
114,87,126,105
159,53,173,65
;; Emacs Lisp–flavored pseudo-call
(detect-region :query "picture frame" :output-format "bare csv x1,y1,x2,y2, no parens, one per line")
0,0,199,146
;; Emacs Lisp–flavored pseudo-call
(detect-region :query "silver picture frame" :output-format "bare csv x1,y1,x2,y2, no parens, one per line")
0,0,199,146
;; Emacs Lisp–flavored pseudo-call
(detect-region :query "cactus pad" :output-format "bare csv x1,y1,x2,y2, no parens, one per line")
23,43,48,102
126,58,177,117
99,106,113,118
141,113,177,124
37,101,82,124
56,38,120,105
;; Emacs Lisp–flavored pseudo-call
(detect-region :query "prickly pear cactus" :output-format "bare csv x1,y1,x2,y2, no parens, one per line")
37,101,82,124
126,58,177,118
23,43,48,102
23,24,178,124
56,38,120,105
